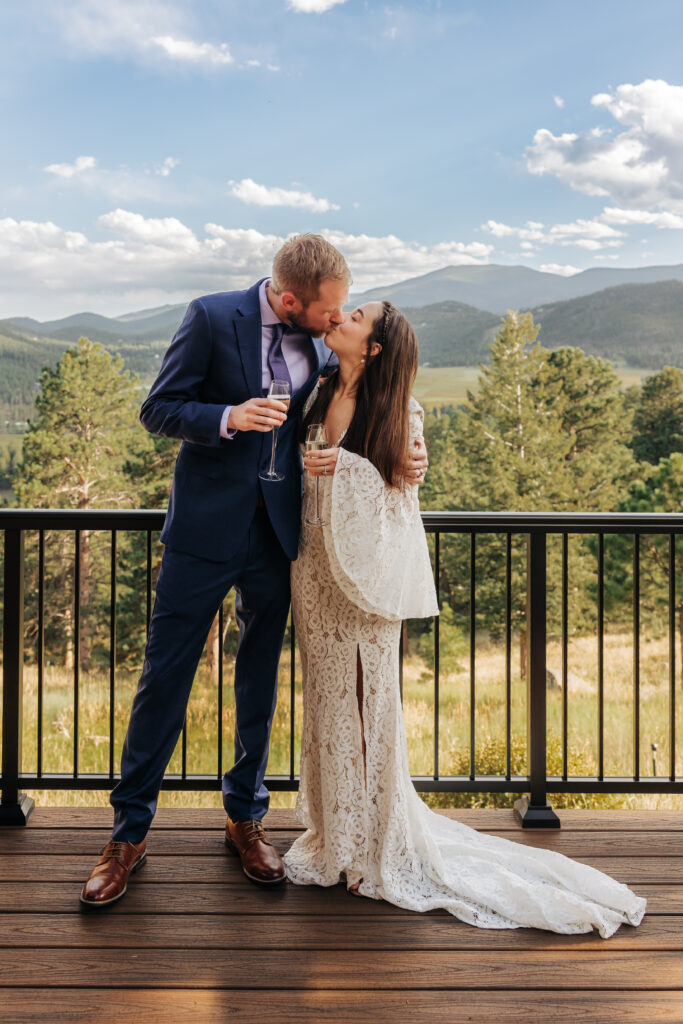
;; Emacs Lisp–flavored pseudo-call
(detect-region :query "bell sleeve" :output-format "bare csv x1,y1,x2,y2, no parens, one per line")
321,399,439,622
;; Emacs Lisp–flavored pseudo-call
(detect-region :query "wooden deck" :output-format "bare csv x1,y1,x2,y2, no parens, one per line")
1,807,682,1023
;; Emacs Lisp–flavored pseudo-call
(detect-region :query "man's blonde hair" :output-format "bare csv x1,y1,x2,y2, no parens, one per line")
271,234,351,305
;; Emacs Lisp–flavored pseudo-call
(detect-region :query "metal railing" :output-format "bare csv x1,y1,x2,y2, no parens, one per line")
2,509,683,827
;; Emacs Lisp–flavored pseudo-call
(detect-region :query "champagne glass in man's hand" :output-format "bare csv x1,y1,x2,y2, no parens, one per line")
304,423,328,525
259,379,291,482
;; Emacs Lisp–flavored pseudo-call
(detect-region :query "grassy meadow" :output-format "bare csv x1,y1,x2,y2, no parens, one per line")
10,627,683,814
413,365,652,412
2,361,676,813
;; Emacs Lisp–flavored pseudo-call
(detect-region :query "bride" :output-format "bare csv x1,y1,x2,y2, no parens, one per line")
283,299,646,938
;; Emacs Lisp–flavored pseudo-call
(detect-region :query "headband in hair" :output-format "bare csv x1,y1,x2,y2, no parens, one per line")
380,304,394,346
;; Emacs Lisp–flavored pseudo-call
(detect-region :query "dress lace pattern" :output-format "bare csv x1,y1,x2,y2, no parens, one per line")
283,389,646,938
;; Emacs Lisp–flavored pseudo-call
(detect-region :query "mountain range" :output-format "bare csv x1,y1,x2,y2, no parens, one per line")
1,263,682,419
350,262,683,313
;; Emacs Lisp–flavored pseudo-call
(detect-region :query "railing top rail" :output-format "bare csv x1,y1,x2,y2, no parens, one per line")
2,508,683,533
421,511,683,533
0,509,167,529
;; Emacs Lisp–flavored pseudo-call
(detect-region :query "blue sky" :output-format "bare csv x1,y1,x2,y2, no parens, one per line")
1,0,683,318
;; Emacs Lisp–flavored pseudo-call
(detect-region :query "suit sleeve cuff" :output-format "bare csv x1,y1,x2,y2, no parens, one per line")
220,405,237,439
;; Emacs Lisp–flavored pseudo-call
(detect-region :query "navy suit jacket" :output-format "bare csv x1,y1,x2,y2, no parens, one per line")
140,279,335,563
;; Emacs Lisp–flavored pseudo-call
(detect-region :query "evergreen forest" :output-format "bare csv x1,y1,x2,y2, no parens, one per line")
2,317,683,808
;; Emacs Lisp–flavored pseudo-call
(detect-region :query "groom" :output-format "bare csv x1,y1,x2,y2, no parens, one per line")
80,234,427,907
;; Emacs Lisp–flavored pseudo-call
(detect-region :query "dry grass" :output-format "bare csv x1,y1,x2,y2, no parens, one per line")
7,629,682,814
412,366,652,412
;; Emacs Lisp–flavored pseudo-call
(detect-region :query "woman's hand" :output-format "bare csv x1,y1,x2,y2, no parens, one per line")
304,446,341,477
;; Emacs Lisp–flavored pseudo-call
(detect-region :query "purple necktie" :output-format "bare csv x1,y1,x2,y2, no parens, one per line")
267,323,292,390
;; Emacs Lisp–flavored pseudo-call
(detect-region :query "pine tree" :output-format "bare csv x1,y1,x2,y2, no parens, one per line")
605,453,683,689
534,347,635,511
13,338,141,669
114,432,179,669
458,311,566,513
630,366,683,465
421,317,637,675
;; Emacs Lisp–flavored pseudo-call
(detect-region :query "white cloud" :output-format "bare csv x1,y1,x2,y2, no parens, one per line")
539,263,582,276
0,212,493,318
318,230,493,287
150,35,233,65
526,79,683,211
44,155,97,178
288,0,348,12
483,219,545,241
229,178,340,213
97,209,199,248
42,155,181,202
550,218,624,243
481,216,625,251
157,157,179,177
600,206,683,229
553,96,565,109
591,80,683,142
53,1,246,71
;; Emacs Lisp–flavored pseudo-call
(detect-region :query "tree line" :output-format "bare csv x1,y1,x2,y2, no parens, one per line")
3,315,683,677
419,312,683,678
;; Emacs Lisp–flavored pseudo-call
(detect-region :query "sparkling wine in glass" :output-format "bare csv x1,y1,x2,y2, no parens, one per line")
259,379,291,483
305,423,328,526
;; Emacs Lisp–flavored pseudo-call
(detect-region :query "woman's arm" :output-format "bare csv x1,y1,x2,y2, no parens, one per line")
304,402,428,483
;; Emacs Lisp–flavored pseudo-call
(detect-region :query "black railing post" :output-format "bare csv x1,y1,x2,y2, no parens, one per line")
514,531,560,828
1,529,35,824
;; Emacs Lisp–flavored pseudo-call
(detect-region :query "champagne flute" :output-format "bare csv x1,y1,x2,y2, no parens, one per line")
305,423,328,526
259,379,291,482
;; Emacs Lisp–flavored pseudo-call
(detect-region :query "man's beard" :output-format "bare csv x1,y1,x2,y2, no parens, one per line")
286,308,310,331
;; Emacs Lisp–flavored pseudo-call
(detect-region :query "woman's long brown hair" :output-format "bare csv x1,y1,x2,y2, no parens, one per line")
301,301,418,486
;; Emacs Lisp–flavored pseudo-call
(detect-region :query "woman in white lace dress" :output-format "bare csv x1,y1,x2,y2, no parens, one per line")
283,300,645,938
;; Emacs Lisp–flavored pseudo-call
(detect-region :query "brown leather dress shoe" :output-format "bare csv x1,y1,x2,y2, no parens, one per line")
225,818,286,886
80,838,147,907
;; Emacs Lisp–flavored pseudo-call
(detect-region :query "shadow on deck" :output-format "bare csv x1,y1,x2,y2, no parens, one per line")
1,807,682,1023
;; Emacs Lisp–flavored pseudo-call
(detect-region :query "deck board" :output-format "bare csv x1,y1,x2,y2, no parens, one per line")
25,806,683,831
3,989,683,1024
4,826,682,857
0,806,681,1022
2,912,682,950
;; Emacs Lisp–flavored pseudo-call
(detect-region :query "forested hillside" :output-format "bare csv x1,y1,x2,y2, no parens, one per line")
0,327,167,423
402,301,499,365
407,281,683,368
2,280,682,424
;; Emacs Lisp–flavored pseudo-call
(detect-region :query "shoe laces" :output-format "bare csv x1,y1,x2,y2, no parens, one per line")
242,820,271,846
100,839,135,864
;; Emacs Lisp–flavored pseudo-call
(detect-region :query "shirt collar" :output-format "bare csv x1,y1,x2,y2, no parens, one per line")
259,278,285,328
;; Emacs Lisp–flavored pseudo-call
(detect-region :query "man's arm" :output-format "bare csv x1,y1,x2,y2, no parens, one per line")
140,300,228,447
404,436,428,485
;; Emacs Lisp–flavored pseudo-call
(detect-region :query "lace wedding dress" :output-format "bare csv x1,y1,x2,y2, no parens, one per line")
284,393,646,938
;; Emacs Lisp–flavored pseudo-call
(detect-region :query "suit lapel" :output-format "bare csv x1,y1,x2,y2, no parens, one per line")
234,313,263,395
234,279,266,395
312,336,334,373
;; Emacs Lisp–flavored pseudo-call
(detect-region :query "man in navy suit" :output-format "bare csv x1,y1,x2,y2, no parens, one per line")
81,235,356,905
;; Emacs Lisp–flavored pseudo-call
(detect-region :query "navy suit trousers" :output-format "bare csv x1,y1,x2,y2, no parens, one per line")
110,506,291,842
